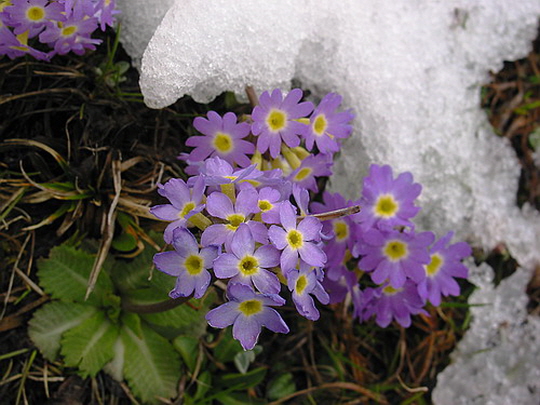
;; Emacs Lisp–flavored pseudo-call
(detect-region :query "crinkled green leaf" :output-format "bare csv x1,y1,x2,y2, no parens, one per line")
193,370,212,402
266,372,296,401
28,301,97,361
111,232,169,293
213,330,244,364
121,320,181,404
60,311,119,377
216,367,267,391
103,334,125,382
37,244,114,305
173,335,201,373
140,290,216,339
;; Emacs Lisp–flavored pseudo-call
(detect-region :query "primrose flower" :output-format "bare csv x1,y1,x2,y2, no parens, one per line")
94,0,120,30
304,93,354,154
417,232,471,306
39,6,101,55
196,156,260,188
186,111,254,168
201,187,268,248
0,27,50,60
213,224,281,294
362,281,428,328
356,228,434,288
254,186,283,224
286,153,333,193
356,164,422,231
251,88,314,158
268,201,326,271
286,263,329,321
150,177,205,244
205,283,289,350
4,0,64,37
311,191,358,267
153,228,218,299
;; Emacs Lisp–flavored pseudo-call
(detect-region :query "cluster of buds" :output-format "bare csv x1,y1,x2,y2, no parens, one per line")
0,0,119,60
151,88,471,350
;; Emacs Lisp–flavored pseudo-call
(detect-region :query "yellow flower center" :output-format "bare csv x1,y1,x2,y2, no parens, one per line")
179,202,196,219
226,214,245,231
238,256,259,276
333,220,349,241
258,200,273,212
184,255,204,275
313,114,327,135
267,109,287,132
383,240,408,261
294,167,312,182
238,299,263,316
295,275,308,294
382,285,403,295
62,26,77,37
374,194,399,218
286,229,303,249
27,6,45,21
212,132,233,153
425,253,444,276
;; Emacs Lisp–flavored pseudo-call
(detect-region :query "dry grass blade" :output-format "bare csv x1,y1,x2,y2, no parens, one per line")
266,382,388,405
85,157,122,300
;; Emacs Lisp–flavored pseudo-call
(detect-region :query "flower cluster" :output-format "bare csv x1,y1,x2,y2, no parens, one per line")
0,0,119,61
152,88,471,350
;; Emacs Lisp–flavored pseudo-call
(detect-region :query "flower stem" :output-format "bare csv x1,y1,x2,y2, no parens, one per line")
121,295,192,314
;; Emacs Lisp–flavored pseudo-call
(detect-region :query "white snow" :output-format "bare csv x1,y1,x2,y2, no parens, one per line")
116,1,540,403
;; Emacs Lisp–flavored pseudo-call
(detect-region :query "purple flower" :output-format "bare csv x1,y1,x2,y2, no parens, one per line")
362,281,427,328
321,270,358,304
94,0,120,31
0,27,51,60
39,5,100,55
213,224,281,294
286,263,329,321
251,88,313,158
195,156,261,188
311,191,358,268
4,0,64,37
304,93,354,154
201,188,267,249
205,283,289,350
186,111,254,168
153,228,218,299
150,177,205,244
286,153,333,193
254,186,283,224
268,201,326,271
356,164,422,231
356,228,434,288
417,232,471,306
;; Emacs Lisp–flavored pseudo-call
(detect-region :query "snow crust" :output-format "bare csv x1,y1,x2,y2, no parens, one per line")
116,1,540,403
433,262,540,405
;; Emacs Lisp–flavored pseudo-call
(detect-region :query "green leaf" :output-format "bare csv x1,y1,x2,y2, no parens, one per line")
234,346,261,374
140,290,216,338
103,334,125,382
37,244,114,306
60,311,119,377
111,231,168,293
214,391,266,405
193,370,212,402
173,335,201,373
216,367,267,391
121,320,181,404
213,330,244,364
266,372,296,401
28,301,97,360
